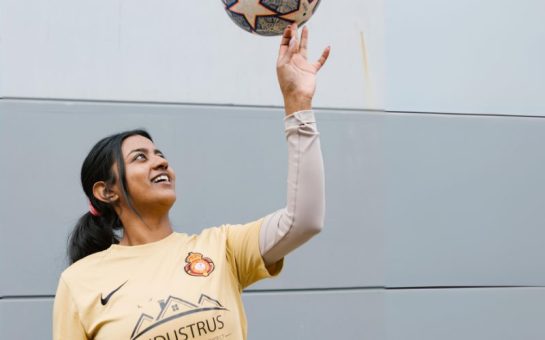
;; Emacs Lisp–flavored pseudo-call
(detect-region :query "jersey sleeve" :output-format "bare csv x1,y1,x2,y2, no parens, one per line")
226,219,283,289
52,276,88,340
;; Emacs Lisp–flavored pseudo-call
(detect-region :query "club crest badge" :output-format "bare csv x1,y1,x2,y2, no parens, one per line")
184,252,215,277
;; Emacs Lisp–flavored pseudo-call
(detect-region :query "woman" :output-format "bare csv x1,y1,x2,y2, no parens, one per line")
53,24,330,340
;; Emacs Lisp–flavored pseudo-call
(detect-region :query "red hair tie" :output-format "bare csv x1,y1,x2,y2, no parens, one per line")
89,202,102,217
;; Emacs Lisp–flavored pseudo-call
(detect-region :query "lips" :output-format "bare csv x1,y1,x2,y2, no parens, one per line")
151,173,171,184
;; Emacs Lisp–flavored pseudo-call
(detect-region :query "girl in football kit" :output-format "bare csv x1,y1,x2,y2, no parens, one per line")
53,24,330,340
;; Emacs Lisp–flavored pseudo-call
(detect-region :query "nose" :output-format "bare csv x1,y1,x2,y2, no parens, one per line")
152,154,169,170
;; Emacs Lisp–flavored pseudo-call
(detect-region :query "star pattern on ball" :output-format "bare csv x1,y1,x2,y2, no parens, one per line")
228,0,277,30
280,0,319,22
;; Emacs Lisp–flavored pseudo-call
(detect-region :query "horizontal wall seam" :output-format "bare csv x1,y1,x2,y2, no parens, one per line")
385,109,545,119
385,285,545,290
1,295,55,300
245,285,545,294
0,97,377,114
244,286,384,294
2,97,542,118
2,285,544,300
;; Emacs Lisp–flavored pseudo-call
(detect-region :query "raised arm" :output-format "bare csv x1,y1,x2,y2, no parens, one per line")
259,24,330,266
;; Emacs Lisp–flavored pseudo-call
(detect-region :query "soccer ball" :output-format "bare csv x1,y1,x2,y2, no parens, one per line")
222,0,322,36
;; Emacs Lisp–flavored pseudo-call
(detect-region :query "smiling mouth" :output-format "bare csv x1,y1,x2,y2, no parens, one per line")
151,174,171,184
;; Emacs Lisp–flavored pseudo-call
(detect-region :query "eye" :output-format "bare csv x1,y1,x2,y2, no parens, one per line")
133,153,147,161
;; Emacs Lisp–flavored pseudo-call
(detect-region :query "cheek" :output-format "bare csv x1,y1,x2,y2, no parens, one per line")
125,168,150,190
169,168,177,182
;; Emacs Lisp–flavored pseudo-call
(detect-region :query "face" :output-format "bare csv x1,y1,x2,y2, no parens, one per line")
116,135,176,213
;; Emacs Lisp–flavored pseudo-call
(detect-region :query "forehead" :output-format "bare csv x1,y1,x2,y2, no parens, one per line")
121,135,156,154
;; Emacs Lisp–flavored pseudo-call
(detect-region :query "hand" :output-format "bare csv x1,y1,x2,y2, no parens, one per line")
277,24,330,116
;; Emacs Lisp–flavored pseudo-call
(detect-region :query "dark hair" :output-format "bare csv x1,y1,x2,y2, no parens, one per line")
68,129,153,264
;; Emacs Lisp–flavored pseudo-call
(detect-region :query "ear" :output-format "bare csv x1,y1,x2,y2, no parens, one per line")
92,181,119,204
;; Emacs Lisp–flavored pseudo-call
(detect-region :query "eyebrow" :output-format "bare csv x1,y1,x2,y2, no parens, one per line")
127,148,164,157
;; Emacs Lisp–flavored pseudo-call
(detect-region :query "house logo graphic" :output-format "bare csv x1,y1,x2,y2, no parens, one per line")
130,294,228,340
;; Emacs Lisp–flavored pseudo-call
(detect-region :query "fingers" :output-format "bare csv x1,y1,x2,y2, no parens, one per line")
313,46,331,72
279,23,330,70
299,26,309,59
288,23,299,53
278,23,297,60
279,24,292,48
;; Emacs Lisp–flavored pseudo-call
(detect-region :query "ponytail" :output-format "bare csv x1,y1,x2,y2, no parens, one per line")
68,129,152,264
68,211,121,264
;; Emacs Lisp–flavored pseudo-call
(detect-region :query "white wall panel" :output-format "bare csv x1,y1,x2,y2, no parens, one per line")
0,0,384,109
385,0,545,115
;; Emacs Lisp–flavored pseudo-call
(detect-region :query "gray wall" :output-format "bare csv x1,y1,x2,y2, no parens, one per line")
385,0,545,116
2,0,545,339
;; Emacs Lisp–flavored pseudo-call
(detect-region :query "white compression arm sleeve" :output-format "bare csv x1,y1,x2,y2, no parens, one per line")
259,110,325,266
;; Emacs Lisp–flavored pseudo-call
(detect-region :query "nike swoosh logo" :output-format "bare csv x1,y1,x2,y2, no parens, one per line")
100,280,128,306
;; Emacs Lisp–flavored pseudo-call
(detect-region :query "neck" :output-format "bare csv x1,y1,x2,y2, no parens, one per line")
117,209,173,246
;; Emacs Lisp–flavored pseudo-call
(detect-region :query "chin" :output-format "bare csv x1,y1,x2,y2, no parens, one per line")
142,192,176,211
160,193,177,207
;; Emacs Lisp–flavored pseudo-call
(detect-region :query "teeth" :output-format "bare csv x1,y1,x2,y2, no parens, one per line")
153,175,169,183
